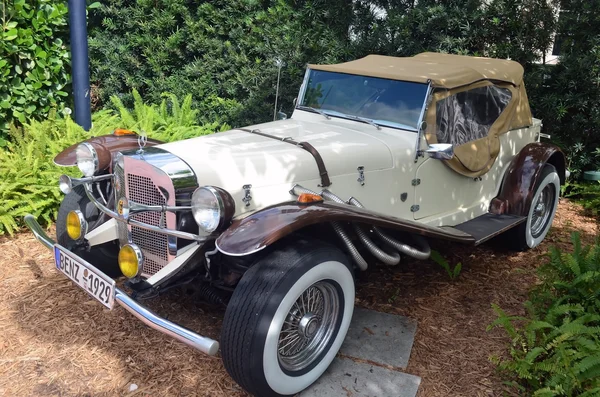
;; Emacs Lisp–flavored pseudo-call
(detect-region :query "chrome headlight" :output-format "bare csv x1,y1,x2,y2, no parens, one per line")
76,142,99,177
191,186,235,233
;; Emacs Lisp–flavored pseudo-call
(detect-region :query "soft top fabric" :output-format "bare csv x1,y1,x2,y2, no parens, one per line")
309,52,525,89
310,52,533,178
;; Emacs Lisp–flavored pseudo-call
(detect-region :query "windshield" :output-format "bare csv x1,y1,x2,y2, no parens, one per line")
299,70,428,131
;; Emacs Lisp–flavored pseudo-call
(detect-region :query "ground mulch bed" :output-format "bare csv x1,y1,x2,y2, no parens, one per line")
0,200,597,396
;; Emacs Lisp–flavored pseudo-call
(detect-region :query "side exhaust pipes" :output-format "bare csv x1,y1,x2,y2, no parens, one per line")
291,185,431,270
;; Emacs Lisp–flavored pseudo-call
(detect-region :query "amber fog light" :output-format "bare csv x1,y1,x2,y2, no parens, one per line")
118,244,143,278
66,210,87,240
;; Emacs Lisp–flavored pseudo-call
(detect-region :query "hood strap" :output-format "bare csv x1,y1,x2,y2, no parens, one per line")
238,128,331,187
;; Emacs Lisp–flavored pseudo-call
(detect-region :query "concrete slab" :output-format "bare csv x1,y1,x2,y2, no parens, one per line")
300,357,421,397
340,307,417,369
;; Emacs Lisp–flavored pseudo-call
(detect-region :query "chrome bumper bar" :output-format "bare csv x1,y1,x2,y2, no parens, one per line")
24,214,220,356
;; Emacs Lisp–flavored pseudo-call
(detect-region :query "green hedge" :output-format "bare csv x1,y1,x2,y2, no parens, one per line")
87,0,349,127
0,91,223,235
0,0,71,141
526,0,600,179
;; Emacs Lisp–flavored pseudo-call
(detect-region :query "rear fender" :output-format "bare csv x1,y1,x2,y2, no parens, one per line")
490,142,566,216
215,201,475,257
54,133,163,171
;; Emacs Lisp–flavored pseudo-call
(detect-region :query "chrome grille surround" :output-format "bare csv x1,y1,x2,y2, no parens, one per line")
114,147,197,278
113,162,129,245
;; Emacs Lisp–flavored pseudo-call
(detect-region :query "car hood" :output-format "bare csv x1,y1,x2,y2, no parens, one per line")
158,119,394,194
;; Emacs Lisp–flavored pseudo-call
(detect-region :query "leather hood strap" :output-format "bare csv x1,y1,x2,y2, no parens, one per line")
238,128,332,187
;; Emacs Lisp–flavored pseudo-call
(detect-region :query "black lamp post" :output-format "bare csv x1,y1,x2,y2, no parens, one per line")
68,0,92,131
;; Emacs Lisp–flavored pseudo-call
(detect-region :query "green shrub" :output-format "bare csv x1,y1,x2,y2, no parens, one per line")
526,1,600,179
0,92,221,235
0,0,71,140
489,233,600,396
563,181,600,216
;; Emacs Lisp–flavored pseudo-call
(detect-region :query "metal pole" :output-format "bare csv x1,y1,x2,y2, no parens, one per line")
68,0,92,130
273,59,282,121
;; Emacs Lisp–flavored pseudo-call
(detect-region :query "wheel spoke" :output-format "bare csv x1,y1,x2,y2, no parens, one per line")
278,280,341,372
279,334,301,352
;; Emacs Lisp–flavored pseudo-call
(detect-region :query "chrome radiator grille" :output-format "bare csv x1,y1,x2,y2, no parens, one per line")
127,174,170,276
112,149,195,281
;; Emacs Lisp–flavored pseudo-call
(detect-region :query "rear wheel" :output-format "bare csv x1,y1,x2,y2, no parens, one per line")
221,240,355,397
56,185,121,277
509,164,560,251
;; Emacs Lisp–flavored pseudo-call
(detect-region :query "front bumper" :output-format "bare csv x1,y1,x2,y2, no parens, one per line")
24,214,220,356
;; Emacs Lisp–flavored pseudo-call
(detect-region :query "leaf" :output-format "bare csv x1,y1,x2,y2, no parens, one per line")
453,262,462,279
88,2,102,9
3,29,18,41
12,110,25,123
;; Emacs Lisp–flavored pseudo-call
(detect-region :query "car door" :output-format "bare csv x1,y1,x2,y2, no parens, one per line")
412,85,513,224
413,157,485,222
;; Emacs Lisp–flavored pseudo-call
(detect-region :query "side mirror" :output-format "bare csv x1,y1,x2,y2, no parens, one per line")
426,143,454,160
277,111,288,120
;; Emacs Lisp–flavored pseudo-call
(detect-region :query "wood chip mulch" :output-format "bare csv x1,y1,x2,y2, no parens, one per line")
0,199,597,396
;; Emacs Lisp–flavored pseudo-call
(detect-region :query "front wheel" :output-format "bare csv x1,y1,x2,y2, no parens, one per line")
221,240,355,397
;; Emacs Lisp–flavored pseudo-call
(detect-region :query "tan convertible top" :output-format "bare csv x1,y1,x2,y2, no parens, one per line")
309,52,525,89
311,52,533,178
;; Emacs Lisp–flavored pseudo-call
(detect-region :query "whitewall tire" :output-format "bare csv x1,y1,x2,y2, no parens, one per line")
511,164,560,250
221,240,355,397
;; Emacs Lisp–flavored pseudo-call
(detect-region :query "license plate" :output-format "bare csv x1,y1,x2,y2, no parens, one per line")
54,245,116,309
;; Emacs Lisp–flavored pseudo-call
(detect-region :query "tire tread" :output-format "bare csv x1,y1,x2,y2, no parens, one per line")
221,239,350,397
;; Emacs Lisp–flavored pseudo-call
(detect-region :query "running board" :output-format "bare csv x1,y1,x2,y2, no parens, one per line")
444,213,526,246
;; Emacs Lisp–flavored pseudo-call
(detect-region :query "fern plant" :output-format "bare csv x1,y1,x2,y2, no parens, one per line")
109,89,227,141
0,92,224,235
489,233,600,396
430,250,463,280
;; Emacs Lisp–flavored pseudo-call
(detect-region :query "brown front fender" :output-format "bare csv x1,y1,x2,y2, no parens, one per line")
491,142,566,216
54,134,163,170
215,201,475,256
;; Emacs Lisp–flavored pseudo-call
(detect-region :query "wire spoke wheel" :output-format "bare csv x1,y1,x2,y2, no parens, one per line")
530,184,555,238
277,281,340,372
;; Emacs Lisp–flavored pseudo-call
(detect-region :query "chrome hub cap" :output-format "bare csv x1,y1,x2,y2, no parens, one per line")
530,184,554,238
299,313,320,338
278,281,340,372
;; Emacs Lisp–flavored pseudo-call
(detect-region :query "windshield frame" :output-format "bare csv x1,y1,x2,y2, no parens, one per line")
295,67,430,133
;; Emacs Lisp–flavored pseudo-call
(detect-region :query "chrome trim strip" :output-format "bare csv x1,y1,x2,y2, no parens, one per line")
79,142,100,176
70,209,88,240
23,214,220,356
414,81,433,162
296,67,311,109
215,238,267,257
121,243,144,278
119,146,197,193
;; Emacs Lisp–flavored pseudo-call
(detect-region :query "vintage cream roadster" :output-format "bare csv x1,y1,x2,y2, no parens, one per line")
26,52,566,396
